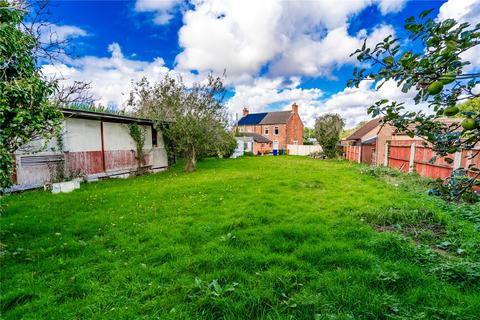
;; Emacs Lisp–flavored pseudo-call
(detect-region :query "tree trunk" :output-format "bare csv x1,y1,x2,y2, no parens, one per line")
185,147,196,172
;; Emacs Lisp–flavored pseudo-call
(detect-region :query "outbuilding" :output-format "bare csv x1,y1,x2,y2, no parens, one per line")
12,108,168,190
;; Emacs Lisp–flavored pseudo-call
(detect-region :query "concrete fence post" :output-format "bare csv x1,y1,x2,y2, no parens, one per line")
383,142,389,167
408,143,416,173
453,151,462,170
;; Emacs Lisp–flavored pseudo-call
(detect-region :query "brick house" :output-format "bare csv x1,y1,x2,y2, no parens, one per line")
236,103,304,152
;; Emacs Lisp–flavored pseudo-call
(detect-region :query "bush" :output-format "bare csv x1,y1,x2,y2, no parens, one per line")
243,151,254,157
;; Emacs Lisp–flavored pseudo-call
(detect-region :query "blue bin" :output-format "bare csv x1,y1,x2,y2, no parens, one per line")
273,150,278,156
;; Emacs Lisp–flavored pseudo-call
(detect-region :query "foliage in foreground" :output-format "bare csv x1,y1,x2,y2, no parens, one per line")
128,74,236,172
1,157,479,319
314,113,345,158
350,9,480,201
0,2,62,189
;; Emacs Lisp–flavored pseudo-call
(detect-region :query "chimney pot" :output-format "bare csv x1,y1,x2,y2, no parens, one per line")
242,107,249,116
292,103,298,114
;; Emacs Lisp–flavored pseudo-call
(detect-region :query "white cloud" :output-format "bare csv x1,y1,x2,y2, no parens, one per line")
175,0,401,81
321,79,426,128
42,43,171,108
175,0,284,80
376,0,406,15
269,24,395,77
135,0,183,25
39,24,87,43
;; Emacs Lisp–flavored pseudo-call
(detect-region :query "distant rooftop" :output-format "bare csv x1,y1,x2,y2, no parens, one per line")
238,110,293,126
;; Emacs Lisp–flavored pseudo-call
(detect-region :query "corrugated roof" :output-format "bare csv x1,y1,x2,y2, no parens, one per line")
259,111,293,125
238,113,267,125
346,117,383,141
242,133,272,143
62,108,153,124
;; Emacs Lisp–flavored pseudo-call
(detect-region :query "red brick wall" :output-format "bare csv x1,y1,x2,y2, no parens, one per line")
286,112,304,146
259,124,287,149
253,142,272,155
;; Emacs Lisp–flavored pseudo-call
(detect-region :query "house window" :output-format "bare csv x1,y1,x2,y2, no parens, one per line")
247,128,252,133
261,143,265,148
274,126,279,135
244,142,248,150
293,140,298,145
264,126,269,135
152,127,158,147
239,127,244,133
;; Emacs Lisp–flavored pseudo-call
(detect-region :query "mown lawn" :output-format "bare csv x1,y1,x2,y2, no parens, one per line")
1,156,479,319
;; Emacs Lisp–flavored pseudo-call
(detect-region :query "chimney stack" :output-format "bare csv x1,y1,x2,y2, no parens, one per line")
291,102,298,114
242,107,249,116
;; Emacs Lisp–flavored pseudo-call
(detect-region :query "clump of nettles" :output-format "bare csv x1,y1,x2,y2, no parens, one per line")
428,170,480,203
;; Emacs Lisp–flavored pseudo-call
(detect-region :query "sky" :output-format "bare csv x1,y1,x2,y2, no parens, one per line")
40,0,480,128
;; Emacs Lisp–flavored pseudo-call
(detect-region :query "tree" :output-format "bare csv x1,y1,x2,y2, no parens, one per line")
0,1,62,189
303,127,316,145
349,9,480,201
341,120,368,139
128,74,235,172
457,97,480,116
314,114,345,158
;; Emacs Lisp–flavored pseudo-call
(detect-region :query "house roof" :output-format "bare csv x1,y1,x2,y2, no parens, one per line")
62,108,153,125
345,117,383,141
238,111,293,126
242,133,272,143
237,112,268,125
259,111,293,125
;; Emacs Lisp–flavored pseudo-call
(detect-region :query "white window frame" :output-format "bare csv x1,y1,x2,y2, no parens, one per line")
264,126,269,135
247,128,252,133
274,126,279,135
239,127,244,133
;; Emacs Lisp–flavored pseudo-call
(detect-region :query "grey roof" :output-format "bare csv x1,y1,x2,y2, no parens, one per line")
242,133,272,143
259,111,293,125
238,110,293,126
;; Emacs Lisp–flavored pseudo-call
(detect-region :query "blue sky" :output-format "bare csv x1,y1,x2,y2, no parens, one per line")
41,0,479,127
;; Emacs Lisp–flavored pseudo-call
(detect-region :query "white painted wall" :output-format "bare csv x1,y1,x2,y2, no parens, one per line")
64,118,101,152
103,122,136,151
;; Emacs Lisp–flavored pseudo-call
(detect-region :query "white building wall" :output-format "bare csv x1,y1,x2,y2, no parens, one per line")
64,118,101,152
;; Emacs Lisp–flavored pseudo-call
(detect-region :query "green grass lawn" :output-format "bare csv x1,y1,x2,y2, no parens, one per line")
1,156,479,319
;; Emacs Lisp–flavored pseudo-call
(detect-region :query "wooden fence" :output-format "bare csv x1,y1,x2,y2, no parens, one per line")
287,144,322,156
345,140,480,180
388,140,480,180
345,145,361,163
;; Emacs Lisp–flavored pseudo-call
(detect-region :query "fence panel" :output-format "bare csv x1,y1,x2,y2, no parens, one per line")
388,140,480,180
344,145,360,162
287,144,322,156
